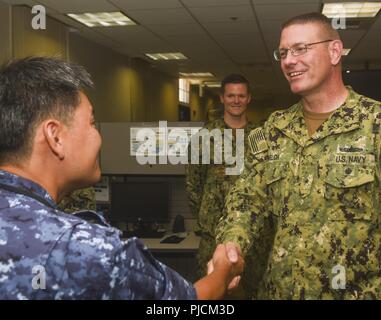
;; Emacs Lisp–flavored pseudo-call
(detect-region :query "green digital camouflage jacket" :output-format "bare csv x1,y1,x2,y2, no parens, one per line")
185,118,275,298
58,187,96,213
186,118,257,237
217,87,381,299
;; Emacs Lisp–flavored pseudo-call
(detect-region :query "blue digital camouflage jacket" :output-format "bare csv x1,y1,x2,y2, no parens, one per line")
0,170,196,300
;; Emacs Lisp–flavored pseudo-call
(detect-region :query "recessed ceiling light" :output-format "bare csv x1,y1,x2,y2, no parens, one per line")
204,81,221,88
346,70,351,73
179,72,214,77
322,2,381,18
67,12,136,27
342,48,352,56
145,52,188,61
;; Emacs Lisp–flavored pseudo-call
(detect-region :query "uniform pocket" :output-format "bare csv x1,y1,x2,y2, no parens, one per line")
321,163,375,221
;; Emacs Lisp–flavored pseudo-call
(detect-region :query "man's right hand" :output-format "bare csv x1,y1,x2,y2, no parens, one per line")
207,242,243,290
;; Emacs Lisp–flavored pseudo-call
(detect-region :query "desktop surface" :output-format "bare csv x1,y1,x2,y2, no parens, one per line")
122,229,165,238
122,231,200,252
160,234,185,244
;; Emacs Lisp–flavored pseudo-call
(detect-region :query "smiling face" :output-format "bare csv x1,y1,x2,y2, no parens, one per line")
220,83,251,118
279,22,334,97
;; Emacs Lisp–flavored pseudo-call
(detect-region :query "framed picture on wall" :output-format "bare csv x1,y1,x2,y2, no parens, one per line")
179,104,190,121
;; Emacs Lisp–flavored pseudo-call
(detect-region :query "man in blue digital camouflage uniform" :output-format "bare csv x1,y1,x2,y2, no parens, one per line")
0,57,243,300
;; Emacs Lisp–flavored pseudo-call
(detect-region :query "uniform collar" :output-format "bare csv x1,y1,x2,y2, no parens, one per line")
0,169,57,209
274,86,361,147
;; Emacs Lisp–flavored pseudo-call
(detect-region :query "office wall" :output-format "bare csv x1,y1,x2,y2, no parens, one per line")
247,93,298,126
150,72,178,122
130,59,178,122
69,33,132,122
12,6,67,59
190,85,220,122
0,1,12,64
70,35,180,122
4,4,180,123
344,70,381,101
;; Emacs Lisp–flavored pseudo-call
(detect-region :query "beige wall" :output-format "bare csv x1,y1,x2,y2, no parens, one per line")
0,1,12,64
129,59,179,122
3,3,274,124
149,71,178,121
189,85,203,121
190,85,220,122
247,94,298,126
12,6,67,59
69,33,132,122
4,3,181,123
70,34,180,122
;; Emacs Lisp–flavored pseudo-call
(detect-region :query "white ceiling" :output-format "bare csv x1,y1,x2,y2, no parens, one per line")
2,0,381,101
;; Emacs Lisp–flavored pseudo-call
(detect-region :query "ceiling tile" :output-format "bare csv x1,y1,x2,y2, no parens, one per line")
339,29,366,48
183,0,250,7
1,0,36,5
126,8,195,25
189,5,255,23
95,26,174,52
203,20,260,35
36,0,117,13
252,0,319,4
109,0,182,10
254,3,320,21
147,23,205,37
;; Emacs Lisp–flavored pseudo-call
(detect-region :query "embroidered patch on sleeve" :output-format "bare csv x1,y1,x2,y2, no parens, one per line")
248,127,268,155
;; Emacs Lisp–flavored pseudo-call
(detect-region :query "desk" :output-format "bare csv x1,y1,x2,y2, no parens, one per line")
140,232,200,282
141,232,200,252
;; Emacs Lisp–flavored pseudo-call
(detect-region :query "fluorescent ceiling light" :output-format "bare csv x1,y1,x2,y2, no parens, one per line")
322,2,381,18
342,48,351,56
145,52,188,61
67,12,136,27
204,81,221,88
179,72,214,77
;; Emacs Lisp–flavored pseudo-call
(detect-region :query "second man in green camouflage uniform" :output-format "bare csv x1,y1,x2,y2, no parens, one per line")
186,74,274,298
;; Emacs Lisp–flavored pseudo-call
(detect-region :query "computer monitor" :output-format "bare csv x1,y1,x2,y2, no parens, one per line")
110,181,170,224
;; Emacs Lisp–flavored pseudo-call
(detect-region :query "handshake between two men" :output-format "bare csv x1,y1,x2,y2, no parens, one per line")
194,243,244,300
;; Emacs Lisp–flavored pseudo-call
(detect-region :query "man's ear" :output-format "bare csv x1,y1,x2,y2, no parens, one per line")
220,93,224,104
329,40,343,66
42,119,66,160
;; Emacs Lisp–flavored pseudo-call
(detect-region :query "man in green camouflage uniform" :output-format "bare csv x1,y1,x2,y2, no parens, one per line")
58,186,96,213
215,13,381,299
186,74,274,298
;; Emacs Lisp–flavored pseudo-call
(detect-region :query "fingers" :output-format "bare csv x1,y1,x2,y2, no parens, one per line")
225,242,241,263
227,275,241,290
206,258,214,275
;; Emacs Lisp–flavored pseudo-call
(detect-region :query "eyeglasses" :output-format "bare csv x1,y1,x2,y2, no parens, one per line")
273,39,333,61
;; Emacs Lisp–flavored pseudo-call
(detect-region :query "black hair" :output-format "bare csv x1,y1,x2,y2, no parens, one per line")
0,56,93,164
220,73,250,94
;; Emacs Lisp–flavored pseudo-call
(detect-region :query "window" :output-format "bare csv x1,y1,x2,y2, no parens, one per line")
179,78,190,104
